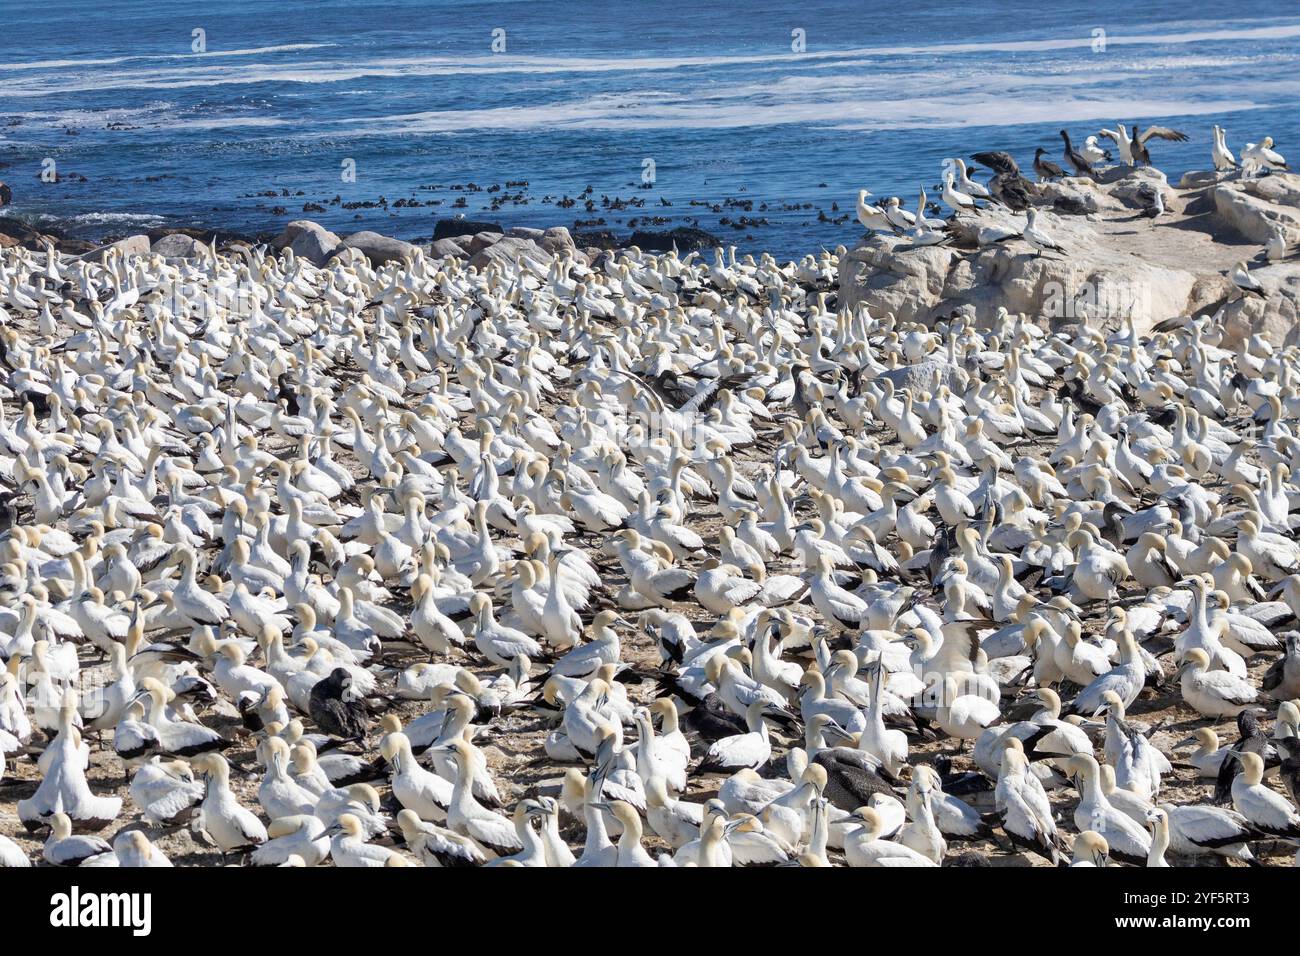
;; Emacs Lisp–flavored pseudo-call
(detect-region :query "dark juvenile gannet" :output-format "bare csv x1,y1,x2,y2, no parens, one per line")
1032,148,1067,182
1058,130,1095,179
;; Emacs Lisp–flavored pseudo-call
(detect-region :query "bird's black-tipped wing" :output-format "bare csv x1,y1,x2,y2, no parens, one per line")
970,151,1020,177
1138,126,1189,144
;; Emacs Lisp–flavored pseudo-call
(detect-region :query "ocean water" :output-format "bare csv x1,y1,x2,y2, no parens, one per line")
2,1,1299,257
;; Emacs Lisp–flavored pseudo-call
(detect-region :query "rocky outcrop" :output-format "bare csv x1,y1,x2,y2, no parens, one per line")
840,212,1221,333
271,220,341,266
505,226,545,243
338,230,418,266
1178,169,1235,190
437,226,580,269
1210,174,1300,243
840,168,1300,346
0,217,46,247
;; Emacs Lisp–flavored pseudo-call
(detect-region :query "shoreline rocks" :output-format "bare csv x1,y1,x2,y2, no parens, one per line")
839,167,1300,347
628,226,721,252
7,171,1300,345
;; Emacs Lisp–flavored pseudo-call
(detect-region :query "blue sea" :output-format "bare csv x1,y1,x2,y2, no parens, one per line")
3,1,1300,257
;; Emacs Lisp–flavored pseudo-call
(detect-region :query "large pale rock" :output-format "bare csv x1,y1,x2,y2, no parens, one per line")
506,226,546,243
429,237,468,259
465,232,504,254
1244,174,1300,210
1038,179,1121,215
469,235,552,271
79,234,150,263
339,231,417,266
842,167,1300,344
151,233,206,258
1179,169,1236,189
1109,168,1176,210
271,220,341,266
541,226,576,255
1211,178,1300,243
840,212,1214,332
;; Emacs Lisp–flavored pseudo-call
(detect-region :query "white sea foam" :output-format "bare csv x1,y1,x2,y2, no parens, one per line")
0,43,336,72
293,93,1260,136
1,19,1298,98
57,212,168,226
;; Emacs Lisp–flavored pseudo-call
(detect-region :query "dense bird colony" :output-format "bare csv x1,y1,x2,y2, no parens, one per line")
1,164,1299,868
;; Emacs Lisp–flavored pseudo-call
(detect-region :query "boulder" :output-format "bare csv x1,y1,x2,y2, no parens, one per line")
433,217,502,240
946,207,1025,247
1211,179,1300,243
429,237,468,259
464,231,504,254
541,226,576,255
469,235,552,271
151,233,207,258
338,230,417,266
506,226,546,243
271,220,341,266
1244,173,1300,211
1109,168,1176,211
878,358,958,393
628,226,720,252
78,234,150,263
1038,179,1121,215
148,225,255,247
1178,168,1237,189
1093,165,1140,185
